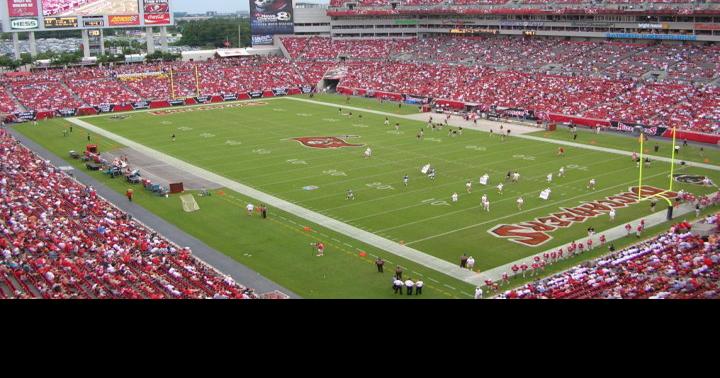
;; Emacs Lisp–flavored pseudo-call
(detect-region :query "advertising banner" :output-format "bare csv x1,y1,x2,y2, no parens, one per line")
10,18,40,29
248,90,264,98
223,94,238,101
7,0,39,17
132,100,150,110
15,111,36,121
96,104,114,113
403,94,430,105
56,108,76,117
272,88,288,96
144,12,169,24
250,0,294,46
108,14,140,26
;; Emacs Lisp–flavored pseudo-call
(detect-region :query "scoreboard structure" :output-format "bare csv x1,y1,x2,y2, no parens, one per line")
1,0,174,32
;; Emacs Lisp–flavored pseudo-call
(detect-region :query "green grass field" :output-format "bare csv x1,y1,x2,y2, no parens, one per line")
13,94,720,298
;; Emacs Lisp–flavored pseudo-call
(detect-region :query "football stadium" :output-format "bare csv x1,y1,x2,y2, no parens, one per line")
1,0,719,299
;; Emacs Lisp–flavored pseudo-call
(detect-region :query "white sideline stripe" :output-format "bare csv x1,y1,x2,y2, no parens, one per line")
284,97,720,172
66,117,479,286
516,135,720,172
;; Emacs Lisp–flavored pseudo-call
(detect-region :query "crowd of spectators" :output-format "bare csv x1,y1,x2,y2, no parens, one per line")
495,222,720,299
0,129,262,299
1,37,718,133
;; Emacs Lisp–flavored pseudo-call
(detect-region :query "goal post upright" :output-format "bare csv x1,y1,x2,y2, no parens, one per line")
669,126,677,193
636,127,678,207
638,132,644,201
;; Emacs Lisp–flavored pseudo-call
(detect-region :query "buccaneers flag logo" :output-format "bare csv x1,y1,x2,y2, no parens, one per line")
292,136,364,149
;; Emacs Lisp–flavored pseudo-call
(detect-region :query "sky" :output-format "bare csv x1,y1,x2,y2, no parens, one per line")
173,0,328,13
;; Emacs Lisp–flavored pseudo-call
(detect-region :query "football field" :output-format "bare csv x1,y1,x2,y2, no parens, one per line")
13,94,720,297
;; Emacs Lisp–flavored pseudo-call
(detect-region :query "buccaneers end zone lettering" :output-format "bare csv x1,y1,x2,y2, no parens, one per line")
489,186,676,247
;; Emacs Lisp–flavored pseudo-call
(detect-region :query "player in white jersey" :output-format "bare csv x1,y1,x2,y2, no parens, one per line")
497,183,504,194
547,173,553,183
346,189,355,200
451,192,458,203
558,166,565,177
466,180,472,193
512,172,520,183
403,174,409,187
587,178,596,190
516,196,524,210
609,208,616,221
364,147,372,158
384,117,390,126
482,199,490,212
481,194,487,204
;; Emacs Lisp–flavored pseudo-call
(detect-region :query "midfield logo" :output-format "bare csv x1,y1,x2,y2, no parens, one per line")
489,186,677,247
292,136,364,149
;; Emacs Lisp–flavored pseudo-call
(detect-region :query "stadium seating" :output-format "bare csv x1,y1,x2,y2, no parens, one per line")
1,39,719,134
0,87,19,114
496,221,720,299
8,79,83,112
0,129,261,299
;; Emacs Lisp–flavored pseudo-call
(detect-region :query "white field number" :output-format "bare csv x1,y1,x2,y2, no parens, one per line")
422,198,450,206
567,164,589,171
466,145,487,151
287,159,308,165
253,149,271,155
323,169,347,177
366,182,395,190
513,154,535,161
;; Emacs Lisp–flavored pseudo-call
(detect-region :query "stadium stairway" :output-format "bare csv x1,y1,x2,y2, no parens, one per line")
278,38,293,60
709,77,720,87
120,82,144,101
641,70,668,83
3,86,27,112
60,81,86,105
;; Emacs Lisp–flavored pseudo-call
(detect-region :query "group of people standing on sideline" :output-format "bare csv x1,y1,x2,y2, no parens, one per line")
376,257,424,295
